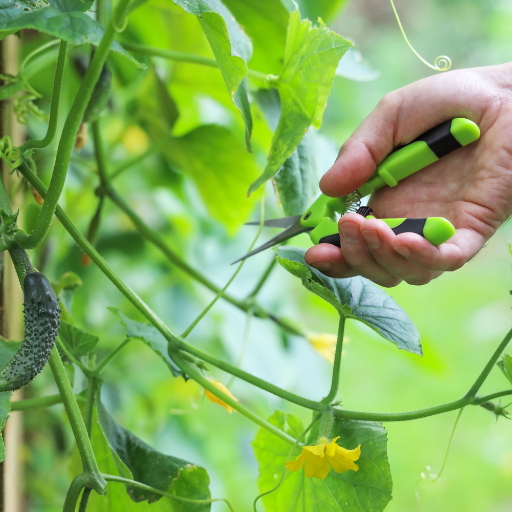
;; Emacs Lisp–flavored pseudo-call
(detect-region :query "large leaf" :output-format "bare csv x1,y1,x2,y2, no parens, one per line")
276,246,422,355
274,131,318,216
166,125,261,234
172,0,253,150
255,88,317,216
0,1,139,65
110,308,183,378
47,0,93,13
248,10,352,194
97,400,211,508
222,0,288,75
253,410,392,512
0,338,17,463
58,321,99,358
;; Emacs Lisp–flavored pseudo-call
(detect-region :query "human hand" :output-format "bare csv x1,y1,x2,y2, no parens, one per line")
305,63,512,286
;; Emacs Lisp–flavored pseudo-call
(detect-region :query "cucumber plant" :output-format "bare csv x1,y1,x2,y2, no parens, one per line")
0,0,509,511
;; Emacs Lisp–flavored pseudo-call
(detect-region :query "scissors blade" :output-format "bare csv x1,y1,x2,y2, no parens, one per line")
245,216,301,228
232,216,310,264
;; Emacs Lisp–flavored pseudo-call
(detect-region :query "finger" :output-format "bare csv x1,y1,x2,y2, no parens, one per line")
337,214,401,287
305,244,356,278
391,228,485,272
320,70,492,198
359,219,441,286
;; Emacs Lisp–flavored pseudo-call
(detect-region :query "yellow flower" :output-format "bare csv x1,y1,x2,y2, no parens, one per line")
205,379,238,414
306,333,348,364
286,436,361,480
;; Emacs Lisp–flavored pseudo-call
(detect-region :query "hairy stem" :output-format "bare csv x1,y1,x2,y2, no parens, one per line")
104,474,235,511
20,40,68,153
49,348,106,494
322,316,345,404
63,474,94,512
15,0,131,249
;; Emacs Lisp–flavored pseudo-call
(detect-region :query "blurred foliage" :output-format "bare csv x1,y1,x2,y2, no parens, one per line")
3,0,512,511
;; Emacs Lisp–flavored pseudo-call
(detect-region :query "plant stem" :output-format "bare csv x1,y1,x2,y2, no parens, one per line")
57,337,91,375
103,474,235,511
94,338,131,374
322,315,345,404
465,326,512,398
248,259,276,298
174,355,297,445
20,40,68,153
105,184,303,336
121,42,274,83
472,390,512,405
63,474,94,512
11,393,60,411
181,194,265,338
48,348,106,494
20,164,512,425
175,339,323,411
15,0,132,249
109,134,172,180
84,375,98,437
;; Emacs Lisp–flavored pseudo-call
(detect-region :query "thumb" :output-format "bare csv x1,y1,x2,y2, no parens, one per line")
320,69,489,198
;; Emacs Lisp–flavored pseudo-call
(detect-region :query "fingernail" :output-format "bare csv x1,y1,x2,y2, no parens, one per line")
395,245,411,258
309,261,332,273
340,222,360,246
362,230,380,250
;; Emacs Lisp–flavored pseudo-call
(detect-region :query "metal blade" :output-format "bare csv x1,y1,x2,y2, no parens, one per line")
232,216,310,264
245,216,301,228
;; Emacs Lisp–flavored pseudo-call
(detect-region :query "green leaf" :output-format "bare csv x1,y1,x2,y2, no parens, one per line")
97,399,212,507
165,125,261,234
276,246,422,355
336,48,380,82
109,308,183,378
498,354,512,386
256,88,317,216
0,2,141,66
274,131,318,216
47,0,93,13
58,321,99,358
248,10,352,195
0,337,16,463
222,0,288,75
172,0,253,150
253,410,392,512
154,71,179,131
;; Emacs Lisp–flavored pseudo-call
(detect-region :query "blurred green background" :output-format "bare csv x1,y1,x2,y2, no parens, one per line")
11,0,512,510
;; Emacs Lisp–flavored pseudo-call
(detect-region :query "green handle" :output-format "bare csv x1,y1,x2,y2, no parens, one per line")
357,117,480,197
310,216,455,247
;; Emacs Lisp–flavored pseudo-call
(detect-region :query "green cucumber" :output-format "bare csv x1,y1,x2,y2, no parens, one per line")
0,271,60,391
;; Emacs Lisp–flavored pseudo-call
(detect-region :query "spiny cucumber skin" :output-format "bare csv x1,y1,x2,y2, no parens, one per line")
0,272,60,392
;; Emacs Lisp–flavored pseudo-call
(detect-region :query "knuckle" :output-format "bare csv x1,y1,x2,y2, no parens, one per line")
405,274,433,286
379,277,402,288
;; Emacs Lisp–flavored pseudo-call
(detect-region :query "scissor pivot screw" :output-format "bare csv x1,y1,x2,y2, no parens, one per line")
303,212,311,220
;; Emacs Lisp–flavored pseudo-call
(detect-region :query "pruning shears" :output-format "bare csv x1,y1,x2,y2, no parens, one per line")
234,118,480,264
